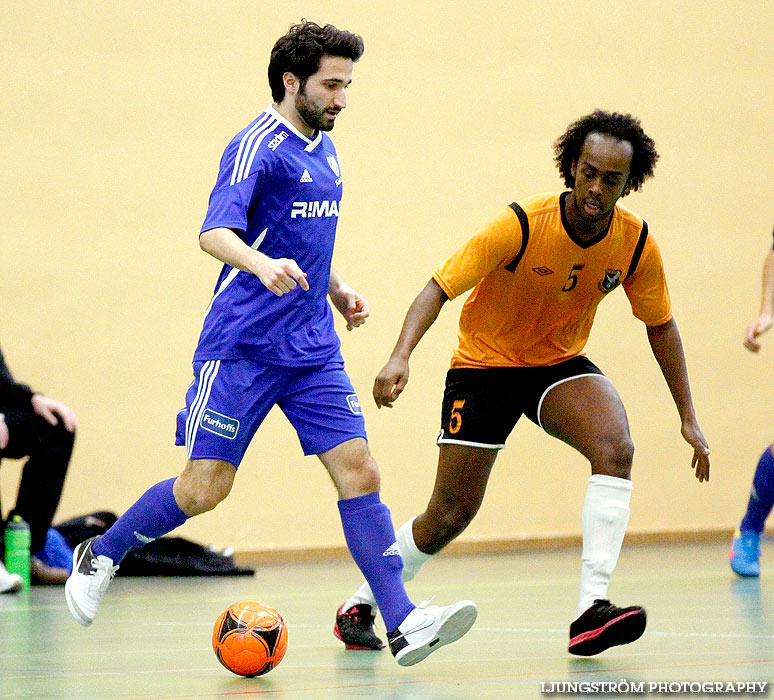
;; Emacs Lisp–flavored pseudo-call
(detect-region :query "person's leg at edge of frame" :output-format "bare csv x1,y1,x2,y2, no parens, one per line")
539,373,646,656
731,444,774,577
65,459,234,626
322,438,478,666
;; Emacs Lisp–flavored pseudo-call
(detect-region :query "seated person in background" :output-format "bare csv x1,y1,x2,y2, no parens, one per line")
0,343,77,589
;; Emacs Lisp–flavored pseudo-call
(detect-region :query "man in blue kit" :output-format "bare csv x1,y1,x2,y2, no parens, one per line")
730,228,774,577
65,21,476,666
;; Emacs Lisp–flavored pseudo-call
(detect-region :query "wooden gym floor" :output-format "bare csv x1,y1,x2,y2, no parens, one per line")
0,540,772,699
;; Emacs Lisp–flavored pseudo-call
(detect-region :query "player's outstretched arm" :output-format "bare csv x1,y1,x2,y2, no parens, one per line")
328,268,370,331
199,227,309,297
373,278,448,409
645,318,710,482
744,248,774,352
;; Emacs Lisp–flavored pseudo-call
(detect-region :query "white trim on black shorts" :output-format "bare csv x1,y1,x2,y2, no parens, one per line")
435,429,505,450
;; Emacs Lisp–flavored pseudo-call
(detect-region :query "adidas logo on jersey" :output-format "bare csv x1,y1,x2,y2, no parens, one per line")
299,169,313,183
382,543,401,557
291,200,340,218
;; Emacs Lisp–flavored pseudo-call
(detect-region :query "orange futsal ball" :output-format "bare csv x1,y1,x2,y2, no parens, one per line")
212,601,288,677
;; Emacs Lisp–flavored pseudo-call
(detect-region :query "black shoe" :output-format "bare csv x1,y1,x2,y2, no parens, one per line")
568,599,646,656
333,603,385,650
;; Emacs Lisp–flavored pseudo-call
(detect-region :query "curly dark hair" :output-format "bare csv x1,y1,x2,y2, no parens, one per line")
268,21,364,102
553,110,659,195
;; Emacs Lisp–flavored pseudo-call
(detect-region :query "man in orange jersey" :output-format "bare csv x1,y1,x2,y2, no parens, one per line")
334,110,710,656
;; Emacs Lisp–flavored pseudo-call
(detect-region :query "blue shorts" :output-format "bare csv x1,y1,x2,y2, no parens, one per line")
174,358,367,466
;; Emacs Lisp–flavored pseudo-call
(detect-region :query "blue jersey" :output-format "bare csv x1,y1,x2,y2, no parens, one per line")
194,106,344,366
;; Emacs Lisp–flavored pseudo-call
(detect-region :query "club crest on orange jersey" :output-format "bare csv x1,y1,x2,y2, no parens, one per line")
598,269,622,293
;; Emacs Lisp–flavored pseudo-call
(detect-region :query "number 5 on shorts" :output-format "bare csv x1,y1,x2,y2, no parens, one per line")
449,399,466,434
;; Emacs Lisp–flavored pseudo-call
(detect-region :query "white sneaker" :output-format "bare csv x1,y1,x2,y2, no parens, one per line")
387,599,477,666
0,561,23,594
64,537,119,626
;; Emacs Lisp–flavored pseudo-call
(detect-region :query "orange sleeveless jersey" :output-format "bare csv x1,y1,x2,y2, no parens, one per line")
432,192,672,368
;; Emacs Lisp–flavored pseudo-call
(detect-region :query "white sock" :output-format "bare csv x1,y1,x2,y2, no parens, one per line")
344,517,433,612
576,474,632,618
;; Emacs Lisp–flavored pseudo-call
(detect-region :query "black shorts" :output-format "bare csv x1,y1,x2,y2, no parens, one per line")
437,356,606,449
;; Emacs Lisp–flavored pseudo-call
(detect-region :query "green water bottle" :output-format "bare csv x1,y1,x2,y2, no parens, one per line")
4,515,31,590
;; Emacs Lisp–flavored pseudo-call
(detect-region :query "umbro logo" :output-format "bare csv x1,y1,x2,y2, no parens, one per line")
133,531,155,544
299,169,313,183
532,266,554,276
382,543,401,557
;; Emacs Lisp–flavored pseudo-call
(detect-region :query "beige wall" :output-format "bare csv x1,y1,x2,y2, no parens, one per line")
1,1,772,554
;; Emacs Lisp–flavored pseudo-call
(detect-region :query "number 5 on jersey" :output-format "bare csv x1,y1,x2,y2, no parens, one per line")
449,399,466,434
562,264,585,292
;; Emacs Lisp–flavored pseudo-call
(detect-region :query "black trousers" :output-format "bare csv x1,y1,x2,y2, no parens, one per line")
0,407,74,554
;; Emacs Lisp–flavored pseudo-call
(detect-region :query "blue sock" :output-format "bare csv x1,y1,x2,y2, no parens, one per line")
338,492,415,633
741,446,774,534
93,478,188,564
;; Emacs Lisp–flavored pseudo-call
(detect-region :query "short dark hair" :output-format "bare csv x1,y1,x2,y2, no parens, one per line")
268,21,364,102
553,110,659,195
